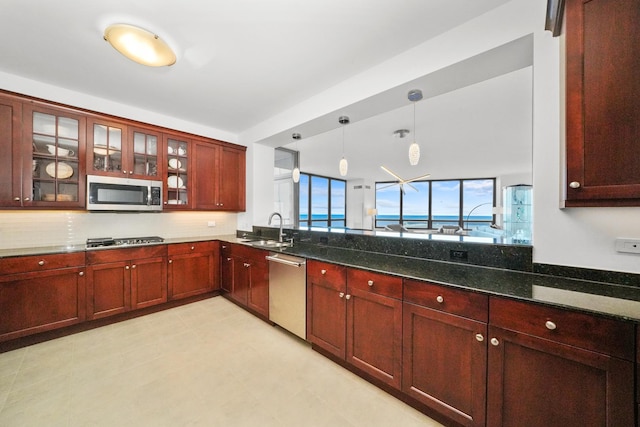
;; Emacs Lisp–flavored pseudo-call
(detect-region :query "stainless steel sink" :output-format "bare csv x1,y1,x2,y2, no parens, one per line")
241,239,292,249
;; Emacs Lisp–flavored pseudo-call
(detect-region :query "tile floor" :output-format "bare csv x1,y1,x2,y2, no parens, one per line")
0,297,443,426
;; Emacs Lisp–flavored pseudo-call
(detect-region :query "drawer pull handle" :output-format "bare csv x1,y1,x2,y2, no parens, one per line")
490,338,500,346
345,294,351,300
38,260,45,266
321,269,327,275
131,264,136,269
569,181,581,189
226,257,232,261
475,334,484,342
169,260,173,264
191,246,195,250
367,280,374,287
79,271,84,276
125,265,130,270
545,321,557,330
339,292,345,298
436,295,444,304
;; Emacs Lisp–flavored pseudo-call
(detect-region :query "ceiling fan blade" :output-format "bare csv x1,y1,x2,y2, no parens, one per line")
377,182,399,191
404,173,431,183
380,165,404,182
405,182,419,192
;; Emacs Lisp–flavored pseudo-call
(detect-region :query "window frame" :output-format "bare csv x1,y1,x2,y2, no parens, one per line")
299,172,347,228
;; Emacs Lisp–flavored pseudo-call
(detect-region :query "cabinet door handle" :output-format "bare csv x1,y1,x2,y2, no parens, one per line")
339,292,345,298
125,265,130,270
436,295,444,303
222,245,227,249
490,338,499,346
244,263,250,268
38,260,45,266
129,171,133,175
168,259,173,264
569,181,581,189
321,269,327,275
13,197,20,201
545,321,557,330
367,280,374,287
475,334,484,342
226,257,232,261
23,197,30,201
345,294,351,300
79,271,84,276
191,246,195,250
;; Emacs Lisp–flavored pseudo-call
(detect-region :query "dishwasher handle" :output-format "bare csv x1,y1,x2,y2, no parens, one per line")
265,254,306,268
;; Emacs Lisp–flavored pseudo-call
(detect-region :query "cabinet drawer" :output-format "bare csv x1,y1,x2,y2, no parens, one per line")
490,297,635,361
347,268,402,299
86,245,167,264
168,241,216,255
0,252,85,275
403,279,488,322
307,260,346,291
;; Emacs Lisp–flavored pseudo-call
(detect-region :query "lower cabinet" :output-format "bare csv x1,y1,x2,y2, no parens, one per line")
168,241,220,300
402,279,488,427
487,297,636,427
0,252,86,342
307,260,403,390
220,243,269,318
86,245,167,320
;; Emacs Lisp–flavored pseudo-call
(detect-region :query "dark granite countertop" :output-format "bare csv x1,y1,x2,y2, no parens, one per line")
2,235,639,322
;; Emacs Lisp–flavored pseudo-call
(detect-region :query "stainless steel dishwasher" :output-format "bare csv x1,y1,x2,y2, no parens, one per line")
267,252,307,340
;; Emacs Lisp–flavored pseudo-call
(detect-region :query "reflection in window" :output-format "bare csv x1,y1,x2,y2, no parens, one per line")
299,173,346,228
374,178,495,230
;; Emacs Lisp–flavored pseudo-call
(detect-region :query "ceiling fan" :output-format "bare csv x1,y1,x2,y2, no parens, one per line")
378,166,431,194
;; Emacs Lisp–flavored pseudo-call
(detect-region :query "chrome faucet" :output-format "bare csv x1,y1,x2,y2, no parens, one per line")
268,212,284,243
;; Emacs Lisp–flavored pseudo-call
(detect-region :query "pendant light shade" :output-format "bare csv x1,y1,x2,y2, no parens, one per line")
339,157,348,176
104,24,176,67
338,116,350,177
407,89,423,166
408,142,420,166
291,132,301,183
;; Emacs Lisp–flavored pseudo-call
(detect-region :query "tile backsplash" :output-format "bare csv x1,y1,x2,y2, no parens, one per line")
0,211,237,249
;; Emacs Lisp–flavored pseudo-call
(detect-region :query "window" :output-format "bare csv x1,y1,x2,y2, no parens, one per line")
375,178,495,230
273,148,298,226
299,173,346,228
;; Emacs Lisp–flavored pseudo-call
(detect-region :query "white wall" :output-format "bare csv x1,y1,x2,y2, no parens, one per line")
242,0,640,275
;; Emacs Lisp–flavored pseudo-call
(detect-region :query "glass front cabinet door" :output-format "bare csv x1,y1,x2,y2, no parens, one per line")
164,134,190,209
87,118,125,176
129,126,162,179
27,104,86,207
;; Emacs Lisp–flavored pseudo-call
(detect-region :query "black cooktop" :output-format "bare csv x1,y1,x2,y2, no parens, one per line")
86,236,164,248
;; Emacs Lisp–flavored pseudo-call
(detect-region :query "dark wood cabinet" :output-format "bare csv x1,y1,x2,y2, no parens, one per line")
565,0,640,206
306,260,348,359
193,140,246,211
487,297,636,427
402,279,488,427
86,245,167,319
0,93,24,207
346,268,403,389
0,252,86,342
168,241,219,300
220,243,269,318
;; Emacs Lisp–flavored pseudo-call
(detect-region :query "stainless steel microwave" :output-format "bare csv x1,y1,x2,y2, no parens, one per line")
87,175,162,211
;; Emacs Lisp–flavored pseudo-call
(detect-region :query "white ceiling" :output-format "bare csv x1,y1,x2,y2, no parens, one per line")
0,0,511,136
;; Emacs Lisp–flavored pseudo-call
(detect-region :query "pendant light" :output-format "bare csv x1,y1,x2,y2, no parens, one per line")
338,116,349,176
408,89,423,166
291,133,301,183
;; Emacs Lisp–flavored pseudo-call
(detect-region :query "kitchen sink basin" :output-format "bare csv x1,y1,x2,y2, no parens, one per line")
240,239,292,249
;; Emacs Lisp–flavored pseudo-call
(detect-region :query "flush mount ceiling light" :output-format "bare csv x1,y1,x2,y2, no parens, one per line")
338,116,350,177
407,89,423,166
292,132,301,183
104,24,176,67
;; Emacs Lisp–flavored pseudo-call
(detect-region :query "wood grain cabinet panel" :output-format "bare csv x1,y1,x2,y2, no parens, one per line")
402,279,488,426
86,246,167,319
219,243,268,318
487,297,636,427
565,0,640,205
0,265,86,342
193,140,246,211
168,241,219,300
0,93,23,207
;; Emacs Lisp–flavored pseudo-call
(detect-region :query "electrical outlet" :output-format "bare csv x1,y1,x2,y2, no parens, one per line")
207,221,216,227
450,249,468,261
615,238,640,254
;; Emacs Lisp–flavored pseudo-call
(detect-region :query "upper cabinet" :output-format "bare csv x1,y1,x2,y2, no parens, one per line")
25,102,86,208
87,119,162,180
193,140,246,211
0,89,246,212
565,0,640,206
